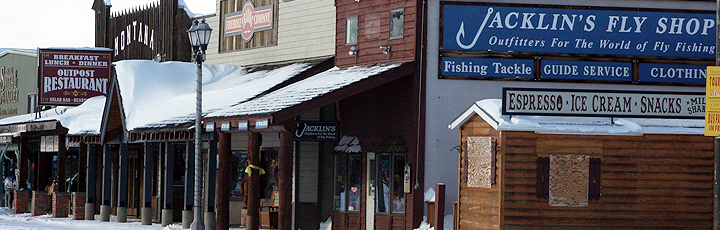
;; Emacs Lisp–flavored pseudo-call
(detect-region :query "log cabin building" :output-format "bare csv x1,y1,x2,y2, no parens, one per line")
449,98,712,229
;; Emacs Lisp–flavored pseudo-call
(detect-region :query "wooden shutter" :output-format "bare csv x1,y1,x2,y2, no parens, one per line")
536,157,550,199
589,158,601,201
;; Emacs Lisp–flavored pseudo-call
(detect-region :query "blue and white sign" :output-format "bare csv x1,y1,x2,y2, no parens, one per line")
441,57,534,78
205,122,215,132
238,120,249,130
221,122,231,131
443,4,716,58
541,60,631,81
255,119,269,129
639,63,706,84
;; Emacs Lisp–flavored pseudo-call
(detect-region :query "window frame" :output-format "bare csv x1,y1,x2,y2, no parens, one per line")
334,153,362,212
389,8,404,39
374,152,407,215
346,16,358,45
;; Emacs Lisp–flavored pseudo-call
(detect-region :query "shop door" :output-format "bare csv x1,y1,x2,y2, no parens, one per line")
366,152,375,230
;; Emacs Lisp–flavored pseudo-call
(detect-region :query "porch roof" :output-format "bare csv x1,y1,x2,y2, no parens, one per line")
205,62,411,124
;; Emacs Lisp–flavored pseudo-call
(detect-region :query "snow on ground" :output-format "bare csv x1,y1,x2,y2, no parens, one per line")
0,207,163,230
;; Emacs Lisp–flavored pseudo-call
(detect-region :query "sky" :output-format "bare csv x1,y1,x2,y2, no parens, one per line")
0,0,216,50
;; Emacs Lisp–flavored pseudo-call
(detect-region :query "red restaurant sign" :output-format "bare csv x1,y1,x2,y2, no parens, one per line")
224,1,274,41
38,49,112,106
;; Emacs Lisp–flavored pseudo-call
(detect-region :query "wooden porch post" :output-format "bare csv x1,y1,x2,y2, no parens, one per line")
18,136,27,191
216,131,231,230
117,143,129,222
182,141,195,228
161,142,174,227
279,130,293,230
100,144,112,222
141,142,153,225
205,133,218,229
57,134,66,192
246,131,262,230
85,144,97,220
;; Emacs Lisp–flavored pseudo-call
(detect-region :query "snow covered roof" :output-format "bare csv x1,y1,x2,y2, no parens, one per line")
0,96,105,136
43,47,113,52
116,60,314,131
207,63,401,118
0,59,316,135
0,49,36,58
449,99,705,136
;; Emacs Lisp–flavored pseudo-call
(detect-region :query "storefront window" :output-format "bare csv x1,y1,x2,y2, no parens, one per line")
376,153,406,214
334,154,347,211
347,155,362,211
334,153,362,212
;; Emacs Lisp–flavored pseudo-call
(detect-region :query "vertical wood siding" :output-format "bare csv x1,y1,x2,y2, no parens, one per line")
459,115,714,229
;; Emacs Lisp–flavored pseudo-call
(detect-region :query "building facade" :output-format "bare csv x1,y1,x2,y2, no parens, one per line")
425,0,715,228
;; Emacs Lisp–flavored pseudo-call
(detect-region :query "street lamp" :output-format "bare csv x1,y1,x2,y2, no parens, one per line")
188,18,212,230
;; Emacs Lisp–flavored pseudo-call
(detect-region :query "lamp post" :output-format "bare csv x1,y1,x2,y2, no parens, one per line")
187,18,212,230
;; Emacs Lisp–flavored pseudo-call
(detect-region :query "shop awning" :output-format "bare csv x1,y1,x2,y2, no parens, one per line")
205,61,416,125
449,99,705,135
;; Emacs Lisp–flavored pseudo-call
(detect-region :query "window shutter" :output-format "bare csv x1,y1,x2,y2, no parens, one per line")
536,157,550,199
589,158,601,201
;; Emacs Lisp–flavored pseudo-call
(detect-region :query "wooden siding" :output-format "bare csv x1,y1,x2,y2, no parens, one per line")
459,115,714,229
337,74,420,230
206,0,336,66
457,116,502,230
101,0,192,62
335,0,416,67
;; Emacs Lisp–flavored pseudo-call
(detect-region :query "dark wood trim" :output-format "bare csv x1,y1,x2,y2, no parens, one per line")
278,130,293,229
216,132,230,230
272,61,418,123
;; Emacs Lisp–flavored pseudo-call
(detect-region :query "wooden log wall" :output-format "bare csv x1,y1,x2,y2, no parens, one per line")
458,115,715,229
335,0,417,67
457,116,502,230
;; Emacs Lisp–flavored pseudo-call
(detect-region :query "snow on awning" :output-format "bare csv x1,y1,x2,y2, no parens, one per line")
0,96,105,136
207,63,401,118
449,99,705,136
116,60,316,131
334,136,361,153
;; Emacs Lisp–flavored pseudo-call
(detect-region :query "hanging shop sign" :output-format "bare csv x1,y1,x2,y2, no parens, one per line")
441,57,534,79
540,60,631,81
293,121,339,141
443,4,715,58
38,48,112,106
224,1,274,41
706,66,720,136
503,87,704,119
40,135,59,152
639,63,706,84
238,120,249,130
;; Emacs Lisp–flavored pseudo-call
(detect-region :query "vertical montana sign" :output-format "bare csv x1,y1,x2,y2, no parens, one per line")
38,48,112,106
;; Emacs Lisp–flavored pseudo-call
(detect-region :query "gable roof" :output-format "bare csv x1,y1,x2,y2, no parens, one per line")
449,99,705,136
